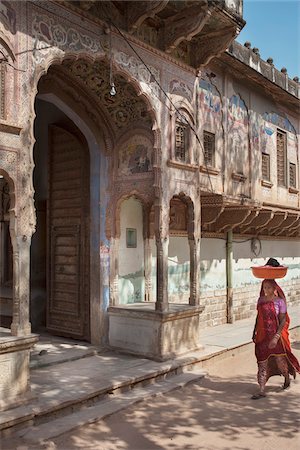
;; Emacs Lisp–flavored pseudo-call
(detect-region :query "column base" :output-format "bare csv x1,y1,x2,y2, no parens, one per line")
0,330,38,410
108,303,204,361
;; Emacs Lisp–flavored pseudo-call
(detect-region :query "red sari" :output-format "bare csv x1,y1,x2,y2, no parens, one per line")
255,296,300,379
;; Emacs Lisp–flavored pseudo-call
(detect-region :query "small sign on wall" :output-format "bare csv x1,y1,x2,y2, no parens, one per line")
126,228,137,248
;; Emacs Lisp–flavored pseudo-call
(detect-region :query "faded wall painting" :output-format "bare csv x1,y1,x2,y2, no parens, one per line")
118,134,153,177
199,78,222,129
228,94,249,174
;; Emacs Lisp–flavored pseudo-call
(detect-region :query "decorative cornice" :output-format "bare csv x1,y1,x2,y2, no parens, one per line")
167,159,198,172
261,180,273,188
200,165,220,176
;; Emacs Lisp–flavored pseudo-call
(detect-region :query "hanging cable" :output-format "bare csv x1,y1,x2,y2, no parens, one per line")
109,24,116,96
107,18,215,193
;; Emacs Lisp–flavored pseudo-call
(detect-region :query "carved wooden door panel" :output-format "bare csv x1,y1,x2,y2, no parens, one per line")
47,125,90,341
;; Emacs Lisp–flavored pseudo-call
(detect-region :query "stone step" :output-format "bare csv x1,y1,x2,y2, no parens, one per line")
17,370,206,444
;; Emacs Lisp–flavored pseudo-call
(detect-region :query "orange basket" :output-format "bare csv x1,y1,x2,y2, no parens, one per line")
251,266,288,279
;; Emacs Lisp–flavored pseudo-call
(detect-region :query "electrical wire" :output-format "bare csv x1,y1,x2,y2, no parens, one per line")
107,19,215,193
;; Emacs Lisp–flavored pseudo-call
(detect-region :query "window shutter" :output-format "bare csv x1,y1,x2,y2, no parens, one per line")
262,153,270,181
203,131,215,166
175,122,188,161
277,130,286,186
289,162,296,188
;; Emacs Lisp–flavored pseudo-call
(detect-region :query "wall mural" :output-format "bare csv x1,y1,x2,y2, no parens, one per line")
263,112,296,134
199,79,221,115
228,94,249,174
118,134,153,176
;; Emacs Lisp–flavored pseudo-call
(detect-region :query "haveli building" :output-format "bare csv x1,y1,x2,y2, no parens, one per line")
0,0,299,407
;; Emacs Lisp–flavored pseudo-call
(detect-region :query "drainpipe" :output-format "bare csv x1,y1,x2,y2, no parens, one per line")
226,229,234,323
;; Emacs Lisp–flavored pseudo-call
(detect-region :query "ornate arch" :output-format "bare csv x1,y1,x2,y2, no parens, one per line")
107,190,153,239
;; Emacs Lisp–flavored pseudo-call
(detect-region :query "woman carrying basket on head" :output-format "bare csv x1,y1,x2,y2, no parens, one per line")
251,259,300,399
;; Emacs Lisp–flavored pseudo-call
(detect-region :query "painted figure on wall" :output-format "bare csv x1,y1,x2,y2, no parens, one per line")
118,135,153,176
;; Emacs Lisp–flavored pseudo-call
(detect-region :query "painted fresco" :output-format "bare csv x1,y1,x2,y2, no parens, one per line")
228,94,249,173
118,135,153,176
199,79,222,131
263,112,296,134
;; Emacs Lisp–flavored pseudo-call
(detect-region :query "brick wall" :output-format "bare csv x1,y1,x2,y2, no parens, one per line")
200,279,300,328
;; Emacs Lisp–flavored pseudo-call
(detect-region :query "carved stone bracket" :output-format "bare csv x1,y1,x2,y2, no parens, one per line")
191,26,237,69
212,207,251,233
161,3,209,54
272,213,299,236
260,212,287,235
201,205,224,228
127,1,169,33
240,210,274,234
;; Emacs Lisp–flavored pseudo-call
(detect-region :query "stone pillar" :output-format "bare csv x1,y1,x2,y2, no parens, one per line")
144,237,153,302
11,236,32,336
226,229,234,323
154,200,169,312
188,197,201,306
188,236,201,306
109,237,119,306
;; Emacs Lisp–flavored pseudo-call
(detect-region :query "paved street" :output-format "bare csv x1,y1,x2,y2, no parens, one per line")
4,342,300,450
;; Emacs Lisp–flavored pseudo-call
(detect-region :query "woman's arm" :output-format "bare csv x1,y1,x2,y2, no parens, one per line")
252,315,258,342
269,312,287,349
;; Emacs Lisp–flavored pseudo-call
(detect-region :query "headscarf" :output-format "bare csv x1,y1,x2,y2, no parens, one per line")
259,279,287,304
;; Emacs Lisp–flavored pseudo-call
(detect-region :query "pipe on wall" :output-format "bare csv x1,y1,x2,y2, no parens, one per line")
226,228,234,323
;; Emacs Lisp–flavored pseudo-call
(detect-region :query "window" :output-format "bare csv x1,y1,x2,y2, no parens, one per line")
203,131,215,166
126,228,137,248
277,130,286,186
175,121,189,161
262,153,270,181
289,162,297,189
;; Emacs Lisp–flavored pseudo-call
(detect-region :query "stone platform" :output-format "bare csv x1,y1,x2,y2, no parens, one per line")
0,305,299,442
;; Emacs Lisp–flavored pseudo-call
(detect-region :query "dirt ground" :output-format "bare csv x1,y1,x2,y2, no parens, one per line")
3,343,300,450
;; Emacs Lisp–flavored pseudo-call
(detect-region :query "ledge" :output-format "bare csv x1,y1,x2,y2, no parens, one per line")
261,179,273,188
108,303,204,322
289,187,299,194
199,165,220,176
232,172,247,182
167,160,198,172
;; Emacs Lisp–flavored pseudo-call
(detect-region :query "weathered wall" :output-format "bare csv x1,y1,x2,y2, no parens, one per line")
199,238,300,327
118,198,144,303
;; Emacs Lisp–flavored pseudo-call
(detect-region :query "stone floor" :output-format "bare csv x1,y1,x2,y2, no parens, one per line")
1,305,299,441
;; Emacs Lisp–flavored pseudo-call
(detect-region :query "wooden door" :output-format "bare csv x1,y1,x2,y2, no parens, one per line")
47,125,90,341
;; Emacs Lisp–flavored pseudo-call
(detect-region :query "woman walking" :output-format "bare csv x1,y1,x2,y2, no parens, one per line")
252,278,300,399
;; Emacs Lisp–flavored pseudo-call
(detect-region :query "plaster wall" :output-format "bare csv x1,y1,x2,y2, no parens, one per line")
118,198,145,303
168,236,190,303
199,237,300,327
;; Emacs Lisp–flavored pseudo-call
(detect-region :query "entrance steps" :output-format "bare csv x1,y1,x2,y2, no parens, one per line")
1,305,299,444
10,369,206,445
0,350,209,442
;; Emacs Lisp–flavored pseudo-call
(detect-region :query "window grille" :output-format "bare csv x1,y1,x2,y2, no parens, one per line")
262,153,270,181
277,130,286,186
203,131,215,166
289,162,296,188
175,122,188,161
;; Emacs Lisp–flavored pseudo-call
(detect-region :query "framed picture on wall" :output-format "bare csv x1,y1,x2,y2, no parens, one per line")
126,228,137,248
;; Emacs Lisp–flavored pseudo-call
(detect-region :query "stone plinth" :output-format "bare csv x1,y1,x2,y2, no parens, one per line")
0,329,38,410
108,303,204,361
